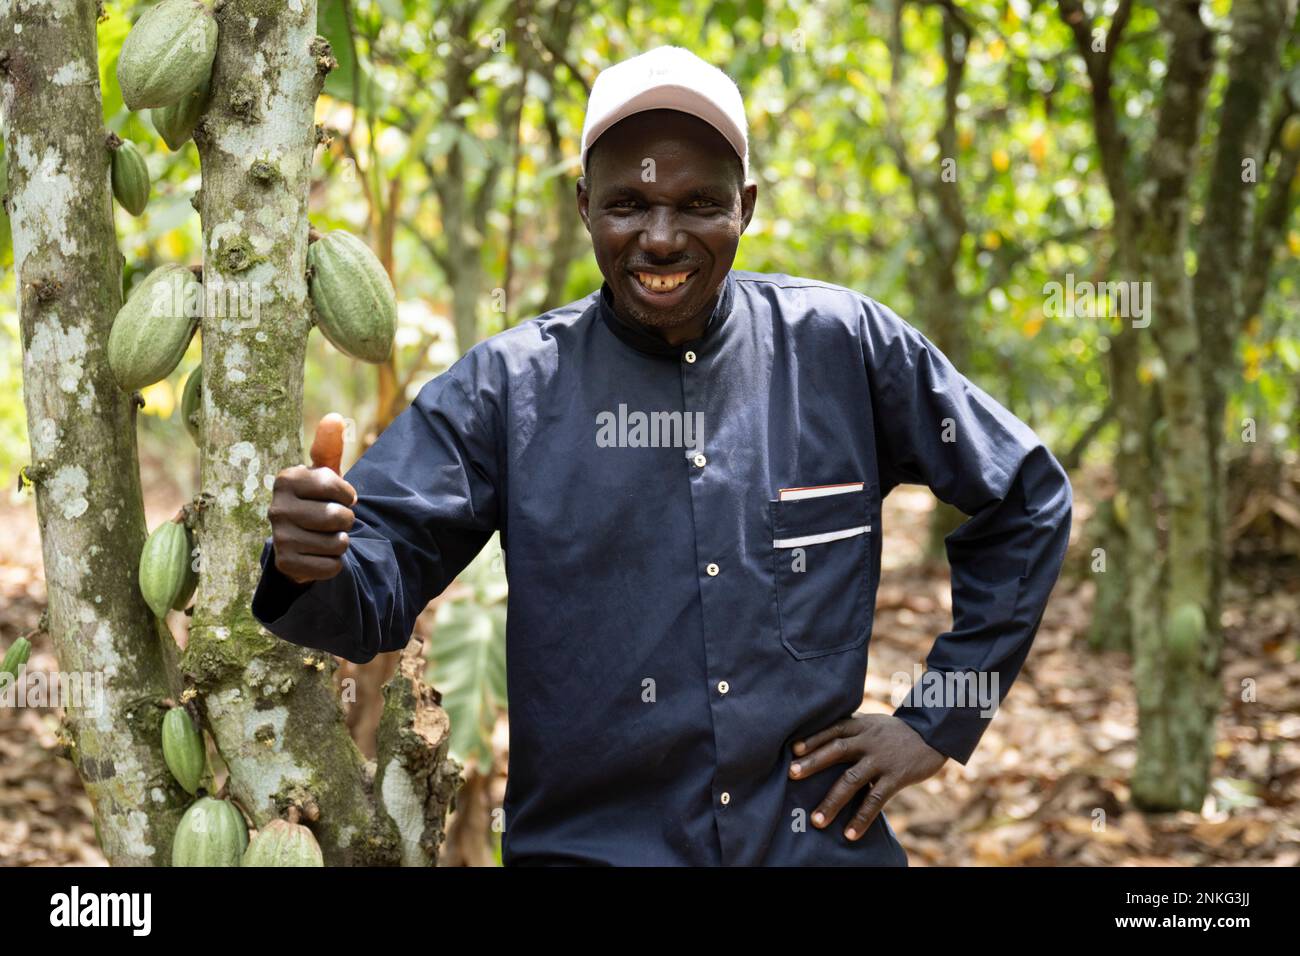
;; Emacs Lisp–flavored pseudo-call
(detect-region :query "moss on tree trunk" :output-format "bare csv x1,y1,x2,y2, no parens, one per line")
186,0,458,864
0,0,189,864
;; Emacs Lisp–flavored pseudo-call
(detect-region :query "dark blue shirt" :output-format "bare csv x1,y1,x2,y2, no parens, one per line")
251,270,1073,866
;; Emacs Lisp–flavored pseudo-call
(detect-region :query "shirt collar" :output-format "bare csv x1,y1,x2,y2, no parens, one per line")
597,270,736,359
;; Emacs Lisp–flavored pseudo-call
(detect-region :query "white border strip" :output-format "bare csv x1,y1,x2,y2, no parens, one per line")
773,525,871,549
778,482,864,502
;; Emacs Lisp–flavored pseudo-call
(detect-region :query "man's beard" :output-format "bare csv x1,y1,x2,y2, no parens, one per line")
611,277,719,335
620,296,700,331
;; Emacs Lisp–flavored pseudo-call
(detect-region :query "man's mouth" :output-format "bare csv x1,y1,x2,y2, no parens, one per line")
631,269,697,295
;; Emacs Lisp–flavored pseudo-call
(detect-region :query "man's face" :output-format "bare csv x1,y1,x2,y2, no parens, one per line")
577,109,757,342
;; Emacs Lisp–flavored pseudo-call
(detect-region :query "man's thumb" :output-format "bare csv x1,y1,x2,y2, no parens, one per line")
310,413,346,475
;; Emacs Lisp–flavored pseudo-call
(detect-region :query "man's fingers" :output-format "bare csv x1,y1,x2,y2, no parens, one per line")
791,717,854,757
277,465,357,506
844,777,896,841
808,758,878,829
275,524,350,558
788,733,855,779
276,552,345,583
270,497,355,534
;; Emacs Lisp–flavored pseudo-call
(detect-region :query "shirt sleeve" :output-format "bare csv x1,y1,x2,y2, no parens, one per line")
250,360,499,665
858,296,1073,765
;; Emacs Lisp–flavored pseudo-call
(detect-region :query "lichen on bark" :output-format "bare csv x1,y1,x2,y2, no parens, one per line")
188,0,460,864
1,0,188,864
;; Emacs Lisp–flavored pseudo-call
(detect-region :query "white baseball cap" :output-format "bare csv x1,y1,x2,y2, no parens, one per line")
580,46,749,179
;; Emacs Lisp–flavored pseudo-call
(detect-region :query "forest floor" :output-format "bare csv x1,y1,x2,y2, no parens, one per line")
1,456,1297,866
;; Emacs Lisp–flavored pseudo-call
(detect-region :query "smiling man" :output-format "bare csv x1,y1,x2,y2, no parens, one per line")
252,45,1073,866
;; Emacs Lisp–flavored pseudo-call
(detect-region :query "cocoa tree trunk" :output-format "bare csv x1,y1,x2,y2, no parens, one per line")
1130,0,1218,811
184,0,457,864
0,0,187,864
1191,0,1294,755
1060,0,1297,810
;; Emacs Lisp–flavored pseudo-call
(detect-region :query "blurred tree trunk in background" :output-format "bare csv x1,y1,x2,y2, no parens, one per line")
1136,0,1216,811
887,0,975,560
526,0,591,319
1192,0,1298,710
0,0,188,865
1059,0,1296,810
440,767,496,866
421,0,512,354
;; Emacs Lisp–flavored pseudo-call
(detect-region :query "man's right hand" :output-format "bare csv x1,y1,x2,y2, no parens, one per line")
267,414,357,585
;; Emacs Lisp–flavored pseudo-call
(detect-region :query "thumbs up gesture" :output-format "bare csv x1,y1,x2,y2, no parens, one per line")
267,414,358,585
310,412,346,475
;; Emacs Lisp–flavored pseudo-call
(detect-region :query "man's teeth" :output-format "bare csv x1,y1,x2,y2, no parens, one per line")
635,271,691,292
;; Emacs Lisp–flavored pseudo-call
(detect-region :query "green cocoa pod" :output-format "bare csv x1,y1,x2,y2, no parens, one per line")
139,519,194,619
117,0,218,111
242,819,325,867
1,637,32,680
110,139,150,217
172,797,247,867
149,74,211,151
1168,602,1206,664
108,263,199,391
181,365,202,445
171,548,198,611
161,706,206,795
306,230,397,364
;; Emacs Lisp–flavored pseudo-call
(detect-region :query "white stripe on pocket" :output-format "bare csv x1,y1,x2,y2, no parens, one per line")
773,525,872,549
778,482,864,502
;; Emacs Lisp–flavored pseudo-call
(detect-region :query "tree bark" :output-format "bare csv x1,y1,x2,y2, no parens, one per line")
1057,0,1227,809
1188,0,1294,800
1241,85,1300,326
0,0,187,864
1132,0,1216,810
187,0,458,864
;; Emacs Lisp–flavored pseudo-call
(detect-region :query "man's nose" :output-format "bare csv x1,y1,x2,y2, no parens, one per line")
638,206,687,257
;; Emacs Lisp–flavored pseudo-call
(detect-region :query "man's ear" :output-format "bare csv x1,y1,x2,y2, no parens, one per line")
576,176,592,234
739,180,758,234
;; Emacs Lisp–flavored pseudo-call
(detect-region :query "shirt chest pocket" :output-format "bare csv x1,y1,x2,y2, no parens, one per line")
769,489,877,660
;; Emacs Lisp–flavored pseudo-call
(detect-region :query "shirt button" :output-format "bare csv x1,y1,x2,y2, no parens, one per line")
684,350,697,364
693,453,707,468
706,562,719,576
717,680,729,694
720,791,731,806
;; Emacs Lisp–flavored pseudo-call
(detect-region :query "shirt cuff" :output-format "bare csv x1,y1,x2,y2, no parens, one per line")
251,537,376,663
892,694,993,766
251,538,316,624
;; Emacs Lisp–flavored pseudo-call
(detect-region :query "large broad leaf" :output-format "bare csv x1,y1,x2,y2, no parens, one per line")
425,538,508,775
317,0,387,111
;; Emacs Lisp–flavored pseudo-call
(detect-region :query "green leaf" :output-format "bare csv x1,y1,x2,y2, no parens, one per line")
97,7,131,123
318,0,386,111
709,0,739,29
423,123,459,166
425,538,508,775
